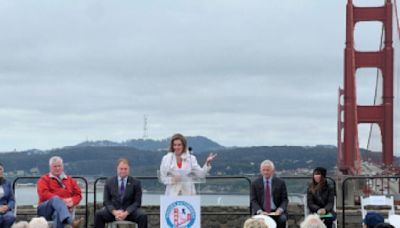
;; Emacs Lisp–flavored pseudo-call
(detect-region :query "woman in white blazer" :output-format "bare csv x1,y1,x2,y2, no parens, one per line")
159,133,217,196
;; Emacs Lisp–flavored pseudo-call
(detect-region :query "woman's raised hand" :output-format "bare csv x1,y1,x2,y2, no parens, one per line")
206,153,217,165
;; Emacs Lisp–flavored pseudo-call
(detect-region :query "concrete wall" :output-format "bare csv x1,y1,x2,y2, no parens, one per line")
15,204,381,228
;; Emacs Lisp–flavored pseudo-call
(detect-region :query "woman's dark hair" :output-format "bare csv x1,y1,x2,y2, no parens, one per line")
309,167,327,193
169,133,187,153
313,167,327,178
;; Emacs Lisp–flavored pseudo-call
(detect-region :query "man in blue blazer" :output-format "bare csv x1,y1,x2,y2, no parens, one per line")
0,163,15,228
95,159,148,228
250,160,288,228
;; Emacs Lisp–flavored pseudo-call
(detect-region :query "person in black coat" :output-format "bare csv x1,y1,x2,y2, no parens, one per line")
250,160,288,228
307,167,336,228
95,158,148,228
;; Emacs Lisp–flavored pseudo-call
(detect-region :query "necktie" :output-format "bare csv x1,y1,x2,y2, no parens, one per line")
120,178,125,200
264,180,271,213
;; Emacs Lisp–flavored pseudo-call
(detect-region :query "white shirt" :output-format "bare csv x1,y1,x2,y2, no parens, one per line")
118,176,128,191
263,176,276,210
0,186,4,199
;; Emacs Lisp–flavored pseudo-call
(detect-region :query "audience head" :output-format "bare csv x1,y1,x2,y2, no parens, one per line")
49,156,64,176
28,217,48,228
11,221,29,228
363,212,385,228
117,158,130,178
260,160,275,178
300,214,326,228
375,223,395,228
169,133,187,155
243,217,269,228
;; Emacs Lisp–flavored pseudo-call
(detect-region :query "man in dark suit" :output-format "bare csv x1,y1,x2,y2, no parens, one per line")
95,158,148,228
251,160,288,228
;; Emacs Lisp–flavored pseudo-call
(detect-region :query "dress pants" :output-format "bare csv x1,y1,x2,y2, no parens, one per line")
95,207,148,228
270,210,287,228
0,211,16,228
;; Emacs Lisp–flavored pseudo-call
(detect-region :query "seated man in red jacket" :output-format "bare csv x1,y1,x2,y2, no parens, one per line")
37,156,83,228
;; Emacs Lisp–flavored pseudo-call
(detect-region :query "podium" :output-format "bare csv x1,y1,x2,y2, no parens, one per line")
158,170,205,228
158,169,206,184
160,195,201,228
158,169,206,195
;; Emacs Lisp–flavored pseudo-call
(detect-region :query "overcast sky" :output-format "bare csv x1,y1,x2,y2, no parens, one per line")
0,0,399,152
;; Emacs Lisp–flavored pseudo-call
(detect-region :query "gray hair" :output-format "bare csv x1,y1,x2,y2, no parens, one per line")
300,214,326,228
28,217,48,228
49,156,63,166
260,160,275,170
11,221,29,228
243,217,268,228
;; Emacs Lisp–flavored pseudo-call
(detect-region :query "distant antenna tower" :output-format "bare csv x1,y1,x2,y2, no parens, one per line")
143,115,148,139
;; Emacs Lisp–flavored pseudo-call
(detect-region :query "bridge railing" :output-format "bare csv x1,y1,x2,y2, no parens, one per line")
93,176,253,215
10,175,339,227
341,175,400,228
280,176,336,194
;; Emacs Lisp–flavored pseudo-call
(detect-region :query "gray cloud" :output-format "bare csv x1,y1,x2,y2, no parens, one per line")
0,0,398,151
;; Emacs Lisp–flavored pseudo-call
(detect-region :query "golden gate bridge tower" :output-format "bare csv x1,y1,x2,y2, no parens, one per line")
338,0,400,175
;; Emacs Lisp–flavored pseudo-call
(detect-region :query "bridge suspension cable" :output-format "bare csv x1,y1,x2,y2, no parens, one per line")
395,0,400,40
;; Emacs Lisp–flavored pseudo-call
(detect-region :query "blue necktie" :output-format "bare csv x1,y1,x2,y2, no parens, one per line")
120,178,125,200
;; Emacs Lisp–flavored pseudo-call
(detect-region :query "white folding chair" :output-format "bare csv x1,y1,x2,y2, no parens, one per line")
388,214,400,227
107,220,138,228
12,202,17,218
333,196,337,228
303,194,309,217
360,195,395,222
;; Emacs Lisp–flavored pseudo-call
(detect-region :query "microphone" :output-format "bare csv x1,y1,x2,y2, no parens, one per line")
188,147,193,170
187,146,194,195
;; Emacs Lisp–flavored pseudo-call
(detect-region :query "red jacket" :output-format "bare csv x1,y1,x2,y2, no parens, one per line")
37,173,82,206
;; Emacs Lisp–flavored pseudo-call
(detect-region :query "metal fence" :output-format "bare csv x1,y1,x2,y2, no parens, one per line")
341,175,400,228
10,175,342,228
93,176,253,215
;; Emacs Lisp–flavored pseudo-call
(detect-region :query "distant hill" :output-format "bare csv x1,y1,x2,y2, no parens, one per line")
0,145,338,178
73,136,224,153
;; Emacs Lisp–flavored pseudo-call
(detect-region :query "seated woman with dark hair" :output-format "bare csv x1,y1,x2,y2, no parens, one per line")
307,167,336,228
0,163,16,228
